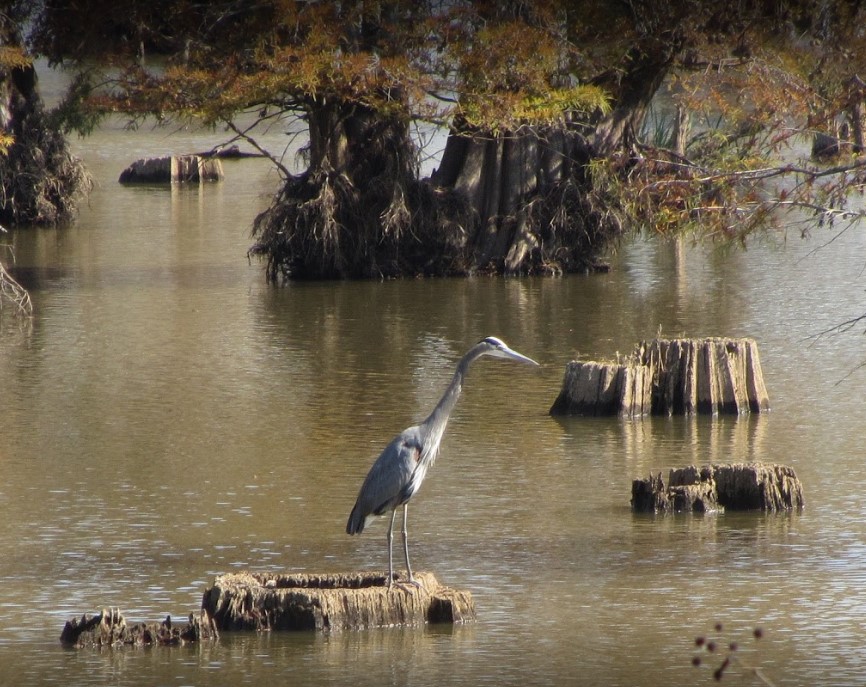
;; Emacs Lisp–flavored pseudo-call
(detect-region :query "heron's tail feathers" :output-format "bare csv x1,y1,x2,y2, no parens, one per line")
346,503,366,535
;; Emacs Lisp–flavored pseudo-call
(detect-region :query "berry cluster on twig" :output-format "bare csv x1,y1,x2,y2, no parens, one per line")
692,623,775,685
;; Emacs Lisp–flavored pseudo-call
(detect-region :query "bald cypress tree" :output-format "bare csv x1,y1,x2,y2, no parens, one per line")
22,0,866,278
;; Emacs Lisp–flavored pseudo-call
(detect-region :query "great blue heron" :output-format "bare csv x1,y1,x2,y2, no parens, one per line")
346,336,539,587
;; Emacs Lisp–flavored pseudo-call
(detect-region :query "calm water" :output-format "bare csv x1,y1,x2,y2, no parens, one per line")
1,68,866,687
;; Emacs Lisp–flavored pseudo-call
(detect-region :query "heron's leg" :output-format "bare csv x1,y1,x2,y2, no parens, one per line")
386,509,397,588
401,503,415,584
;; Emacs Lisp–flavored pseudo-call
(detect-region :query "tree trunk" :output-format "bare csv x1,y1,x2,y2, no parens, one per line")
850,101,864,154
671,103,690,156
432,121,602,274
251,97,474,280
591,39,681,156
422,36,681,277
847,75,866,154
307,102,350,173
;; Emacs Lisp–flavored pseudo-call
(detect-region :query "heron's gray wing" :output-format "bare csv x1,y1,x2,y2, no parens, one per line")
346,427,423,535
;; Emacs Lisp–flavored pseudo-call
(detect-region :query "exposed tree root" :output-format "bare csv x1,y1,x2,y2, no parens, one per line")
249,169,474,281
0,255,31,316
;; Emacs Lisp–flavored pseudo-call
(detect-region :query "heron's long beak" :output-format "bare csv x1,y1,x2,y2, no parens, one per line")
498,346,540,367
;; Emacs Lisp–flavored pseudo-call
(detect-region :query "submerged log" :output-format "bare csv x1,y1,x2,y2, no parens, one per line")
631,463,804,513
118,155,224,183
550,337,769,417
60,608,218,648
202,571,475,632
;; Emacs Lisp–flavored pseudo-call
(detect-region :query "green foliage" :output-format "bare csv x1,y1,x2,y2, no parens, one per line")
460,84,611,131
48,71,104,136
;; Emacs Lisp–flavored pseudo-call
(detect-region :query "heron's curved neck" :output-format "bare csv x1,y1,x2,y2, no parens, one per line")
421,344,486,441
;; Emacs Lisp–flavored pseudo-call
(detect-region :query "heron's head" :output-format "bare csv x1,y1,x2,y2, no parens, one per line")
477,336,540,366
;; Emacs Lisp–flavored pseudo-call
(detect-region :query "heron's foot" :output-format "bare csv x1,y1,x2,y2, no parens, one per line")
395,573,424,591
383,572,423,591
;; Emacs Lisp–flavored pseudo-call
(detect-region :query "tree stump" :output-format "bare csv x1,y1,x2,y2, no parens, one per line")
118,155,224,183
631,463,804,513
550,337,769,417
637,337,770,415
201,571,476,632
60,608,218,648
548,359,652,418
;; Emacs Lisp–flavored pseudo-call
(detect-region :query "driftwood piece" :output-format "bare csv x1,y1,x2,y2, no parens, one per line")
631,463,804,513
60,608,218,648
202,571,475,632
118,155,224,183
550,337,769,417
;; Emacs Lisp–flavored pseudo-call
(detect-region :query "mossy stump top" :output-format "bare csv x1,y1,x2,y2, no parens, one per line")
202,571,476,632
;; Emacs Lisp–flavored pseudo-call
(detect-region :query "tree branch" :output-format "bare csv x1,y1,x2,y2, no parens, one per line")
225,119,292,179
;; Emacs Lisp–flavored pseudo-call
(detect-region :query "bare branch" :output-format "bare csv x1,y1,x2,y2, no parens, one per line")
225,120,293,179
812,313,866,339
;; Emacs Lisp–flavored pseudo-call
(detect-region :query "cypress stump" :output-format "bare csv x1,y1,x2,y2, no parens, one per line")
631,463,804,513
202,571,476,632
638,337,769,415
119,155,224,183
60,608,218,648
61,571,475,646
547,358,653,418
550,337,770,417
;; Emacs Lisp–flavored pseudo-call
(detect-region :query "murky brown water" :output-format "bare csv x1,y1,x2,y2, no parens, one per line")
1,64,866,686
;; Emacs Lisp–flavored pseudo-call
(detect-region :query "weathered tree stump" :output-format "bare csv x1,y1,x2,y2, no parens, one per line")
548,359,652,418
631,463,804,513
550,337,769,417
61,571,474,646
60,608,218,648
638,337,770,415
118,155,224,183
202,571,475,632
